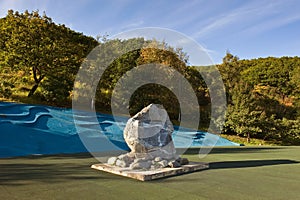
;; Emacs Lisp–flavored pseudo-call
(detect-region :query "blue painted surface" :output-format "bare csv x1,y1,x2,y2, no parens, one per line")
0,102,239,158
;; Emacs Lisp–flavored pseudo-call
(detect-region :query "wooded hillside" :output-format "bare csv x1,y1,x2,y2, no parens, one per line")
218,53,300,144
0,11,299,144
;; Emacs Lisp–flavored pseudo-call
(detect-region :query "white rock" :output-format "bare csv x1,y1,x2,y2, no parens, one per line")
123,104,176,158
107,157,117,165
130,160,151,169
154,157,162,162
158,160,168,168
109,104,181,170
115,159,127,168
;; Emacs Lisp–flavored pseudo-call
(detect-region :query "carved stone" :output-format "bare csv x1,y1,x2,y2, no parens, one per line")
107,104,188,170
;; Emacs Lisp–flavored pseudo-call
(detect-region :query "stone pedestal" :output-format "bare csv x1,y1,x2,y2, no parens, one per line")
91,104,207,180
91,162,209,181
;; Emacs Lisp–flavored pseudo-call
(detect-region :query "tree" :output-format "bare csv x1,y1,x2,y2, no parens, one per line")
217,52,242,103
224,82,261,142
241,57,296,99
279,118,300,145
130,40,190,119
92,38,146,110
0,10,98,102
80,38,210,128
221,53,300,144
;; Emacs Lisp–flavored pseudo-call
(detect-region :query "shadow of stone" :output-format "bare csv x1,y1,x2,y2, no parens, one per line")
209,159,299,169
183,147,283,155
154,159,299,183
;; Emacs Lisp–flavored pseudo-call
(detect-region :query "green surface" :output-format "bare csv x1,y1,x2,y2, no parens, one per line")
1,146,300,200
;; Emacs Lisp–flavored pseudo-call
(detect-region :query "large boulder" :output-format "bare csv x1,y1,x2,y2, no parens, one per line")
124,104,176,158
108,104,188,169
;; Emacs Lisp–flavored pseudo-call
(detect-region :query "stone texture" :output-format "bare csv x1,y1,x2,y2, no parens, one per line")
168,160,181,168
154,157,162,162
158,160,168,168
130,159,152,170
107,157,117,165
91,162,209,181
115,159,126,168
177,157,189,165
106,104,189,170
124,104,176,155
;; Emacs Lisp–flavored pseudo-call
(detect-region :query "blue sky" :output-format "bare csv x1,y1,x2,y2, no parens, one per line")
1,0,300,64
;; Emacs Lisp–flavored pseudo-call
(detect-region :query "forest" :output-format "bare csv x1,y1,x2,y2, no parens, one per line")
1,10,299,145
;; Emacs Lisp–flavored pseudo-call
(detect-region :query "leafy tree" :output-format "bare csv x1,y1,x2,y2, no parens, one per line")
0,10,98,103
290,59,300,122
279,118,300,144
83,38,209,128
92,38,147,110
217,52,243,103
131,40,190,119
220,53,300,144
225,82,260,142
241,57,296,99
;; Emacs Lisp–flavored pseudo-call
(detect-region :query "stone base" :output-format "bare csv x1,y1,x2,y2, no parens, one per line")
91,162,209,181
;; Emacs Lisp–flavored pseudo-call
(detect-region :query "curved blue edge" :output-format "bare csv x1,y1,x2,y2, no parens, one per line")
0,101,240,158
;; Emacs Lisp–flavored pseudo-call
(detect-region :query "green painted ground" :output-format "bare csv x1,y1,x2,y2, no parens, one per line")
1,146,300,200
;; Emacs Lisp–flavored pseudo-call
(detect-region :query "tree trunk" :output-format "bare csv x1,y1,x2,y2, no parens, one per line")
28,66,44,97
28,83,39,97
246,133,251,143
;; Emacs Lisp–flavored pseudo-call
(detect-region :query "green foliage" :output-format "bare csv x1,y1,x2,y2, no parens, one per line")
0,10,299,145
241,56,298,96
93,39,208,128
225,82,264,141
220,53,300,144
129,84,180,120
0,10,98,104
275,118,300,145
91,38,146,110
0,81,14,98
220,134,279,146
218,52,242,97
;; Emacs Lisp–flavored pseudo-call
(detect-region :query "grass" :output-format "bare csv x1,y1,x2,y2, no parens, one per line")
1,146,299,200
221,134,280,146
0,93,72,108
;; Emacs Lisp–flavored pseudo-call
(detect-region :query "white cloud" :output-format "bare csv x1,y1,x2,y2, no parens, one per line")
241,3,300,36
192,0,297,39
121,20,144,30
